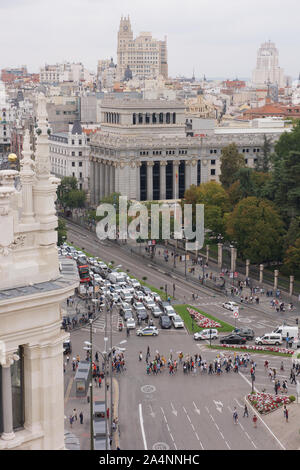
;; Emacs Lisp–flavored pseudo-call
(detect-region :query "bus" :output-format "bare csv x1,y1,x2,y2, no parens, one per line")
78,264,90,283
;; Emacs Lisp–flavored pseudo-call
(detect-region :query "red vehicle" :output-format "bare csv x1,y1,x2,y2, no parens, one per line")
78,265,90,283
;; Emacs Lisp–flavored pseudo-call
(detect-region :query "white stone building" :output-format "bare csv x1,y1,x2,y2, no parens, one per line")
117,16,168,81
89,99,290,204
49,121,90,192
252,41,285,87
40,62,94,84
0,94,78,449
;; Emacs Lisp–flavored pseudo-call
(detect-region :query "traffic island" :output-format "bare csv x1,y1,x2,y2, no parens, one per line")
174,304,234,334
247,392,294,414
207,344,294,357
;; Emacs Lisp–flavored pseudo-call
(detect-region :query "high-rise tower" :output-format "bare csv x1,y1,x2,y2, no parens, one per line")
252,41,285,88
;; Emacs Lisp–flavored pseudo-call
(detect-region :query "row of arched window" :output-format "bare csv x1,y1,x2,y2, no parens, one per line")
104,112,120,124
132,112,176,125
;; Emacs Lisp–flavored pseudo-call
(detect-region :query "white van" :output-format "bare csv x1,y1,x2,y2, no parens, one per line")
272,325,298,340
255,333,282,346
108,272,127,284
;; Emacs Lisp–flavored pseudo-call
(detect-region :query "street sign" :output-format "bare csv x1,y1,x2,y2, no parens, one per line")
233,310,239,318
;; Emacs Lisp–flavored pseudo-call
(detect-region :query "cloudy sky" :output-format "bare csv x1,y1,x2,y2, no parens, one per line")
1,0,299,79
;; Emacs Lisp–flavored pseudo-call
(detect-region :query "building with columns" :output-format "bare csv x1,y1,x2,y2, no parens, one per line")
89,99,290,205
0,94,78,449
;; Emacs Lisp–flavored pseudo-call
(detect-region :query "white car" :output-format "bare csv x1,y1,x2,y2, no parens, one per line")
172,315,184,328
222,301,239,311
136,326,159,337
194,329,219,341
93,274,102,283
150,292,161,303
143,296,156,310
164,305,177,318
126,317,136,329
130,279,141,289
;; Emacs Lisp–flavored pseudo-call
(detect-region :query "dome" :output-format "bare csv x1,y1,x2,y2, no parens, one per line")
8,153,18,162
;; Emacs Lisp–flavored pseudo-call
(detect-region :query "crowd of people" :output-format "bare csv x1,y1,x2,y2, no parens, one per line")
142,347,255,377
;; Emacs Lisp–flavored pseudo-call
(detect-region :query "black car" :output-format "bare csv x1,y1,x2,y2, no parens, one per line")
232,328,255,340
63,340,72,354
159,315,172,329
220,334,247,345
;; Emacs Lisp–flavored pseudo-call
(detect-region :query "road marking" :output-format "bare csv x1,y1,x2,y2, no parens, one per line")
171,402,178,417
161,407,177,449
193,401,201,415
234,398,244,408
183,406,204,450
64,377,74,405
149,404,155,418
139,403,148,450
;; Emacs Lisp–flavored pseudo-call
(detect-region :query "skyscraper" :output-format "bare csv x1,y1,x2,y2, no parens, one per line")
252,41,285,87
117,16,168,81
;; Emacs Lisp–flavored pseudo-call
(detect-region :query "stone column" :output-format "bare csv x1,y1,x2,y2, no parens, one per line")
94,160,100,204
110,163,114,194
100,161,105,199
147,161,154,201
217,243,223,268
107,164,111,196
259,264,264,283
103,162,107,197
173,160,180,200
206,244,209,263
289,275,294,296
1,362,15,441
136,162,141,200
185,161,191,190
160,161,167,200
274,269,279,290
190,159,198,186
90,160,95,205
246,259,250,278
230,246,237,272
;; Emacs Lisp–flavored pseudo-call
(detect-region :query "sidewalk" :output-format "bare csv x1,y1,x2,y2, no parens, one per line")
64,364,120,450
258,401,300,450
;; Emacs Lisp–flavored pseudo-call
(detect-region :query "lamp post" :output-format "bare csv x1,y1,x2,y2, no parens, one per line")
84,335,127,451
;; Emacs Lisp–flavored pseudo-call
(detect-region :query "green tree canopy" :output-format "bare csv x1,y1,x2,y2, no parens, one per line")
220,143,245,189
255,134,272,173
283,238,300,277
226,197,285,263
57,176,86,210
56,218,67,246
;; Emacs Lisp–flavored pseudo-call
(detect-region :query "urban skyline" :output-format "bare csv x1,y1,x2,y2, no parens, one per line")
1,0,300,78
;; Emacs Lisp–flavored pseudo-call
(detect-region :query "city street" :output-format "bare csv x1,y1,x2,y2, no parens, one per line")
62,221,300,450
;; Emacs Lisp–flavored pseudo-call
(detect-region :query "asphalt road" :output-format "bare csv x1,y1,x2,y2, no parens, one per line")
65,221,297,450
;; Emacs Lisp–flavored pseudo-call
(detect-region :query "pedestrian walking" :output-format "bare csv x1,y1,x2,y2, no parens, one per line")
243,405,249,418
252,414,258,428
98,377,102,388
79,411,83,424
233,407,238,424
73,408,77,421
69,415,73,428
139,351,142,361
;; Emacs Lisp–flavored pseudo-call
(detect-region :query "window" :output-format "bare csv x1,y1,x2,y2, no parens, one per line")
72,151,75,156
211,159,215,165
79,172,82,178
244,159,248,164
78,151,82,156
72,162,75,167
210,169,216,176
79,140,82,145
79,161,83,167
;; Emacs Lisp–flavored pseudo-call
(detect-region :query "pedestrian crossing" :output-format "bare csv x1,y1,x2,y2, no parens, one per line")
81,314,120,333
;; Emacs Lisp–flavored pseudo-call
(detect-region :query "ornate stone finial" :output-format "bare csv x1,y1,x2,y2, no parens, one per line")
35,93,50,178
20,129,35,174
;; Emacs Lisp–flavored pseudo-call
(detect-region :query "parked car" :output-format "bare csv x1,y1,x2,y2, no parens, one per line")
150,292,161,303
255,333,282,346
143,296,156,310
172,315,184,328
232,328,255,340
194,329,218,341
220,334,247,345
141,286,152,296
163,305,176,318
126,317,136,329
222,301,239,311
159,315,172,329
151,305,163,318
130,279,141,289
136,326,159,337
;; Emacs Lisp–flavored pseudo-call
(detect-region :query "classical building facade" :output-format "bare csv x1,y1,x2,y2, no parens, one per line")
49,121,90,192
89,99,289,205
117,16,168,80
0,94,78,449
252,41,285,87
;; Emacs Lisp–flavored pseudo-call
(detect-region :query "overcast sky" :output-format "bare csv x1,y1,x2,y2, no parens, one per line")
1,0,299,79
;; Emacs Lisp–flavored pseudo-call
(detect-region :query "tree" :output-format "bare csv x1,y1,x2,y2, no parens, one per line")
219,143,245,189
283,217,300,252
184,181,230,238
273,150,300,219
283,238,300,277
226,197,285,263
227,170,271,205
56,218,67,246
255,134,271,173
57,176,86,211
